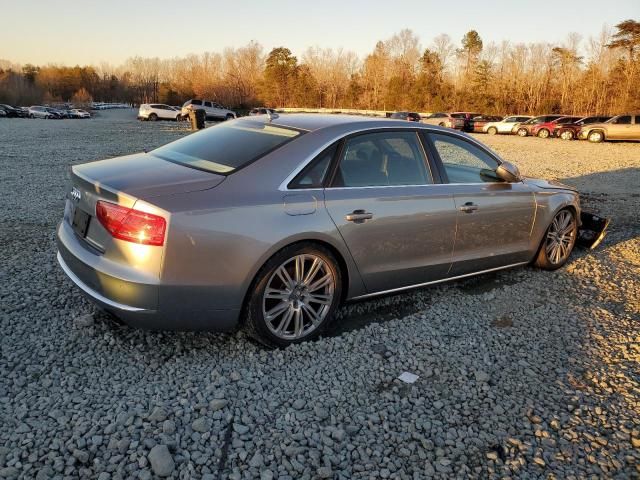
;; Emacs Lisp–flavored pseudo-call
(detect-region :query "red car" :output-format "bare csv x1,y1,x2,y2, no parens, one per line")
530,116,583,138
516,115,565,137
553,116,612,140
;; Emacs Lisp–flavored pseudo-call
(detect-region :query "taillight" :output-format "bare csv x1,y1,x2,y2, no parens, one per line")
96,201,166,246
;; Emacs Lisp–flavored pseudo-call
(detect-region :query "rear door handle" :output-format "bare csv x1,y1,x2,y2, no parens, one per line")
459,202,479,213
345,209,373,223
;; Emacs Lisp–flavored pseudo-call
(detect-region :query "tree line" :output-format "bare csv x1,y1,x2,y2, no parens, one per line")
1,20,638,115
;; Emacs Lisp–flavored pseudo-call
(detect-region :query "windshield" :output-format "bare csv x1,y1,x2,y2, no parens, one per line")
152,120,303,174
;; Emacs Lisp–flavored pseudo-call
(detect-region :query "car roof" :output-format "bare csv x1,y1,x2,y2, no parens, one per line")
267,113,404,132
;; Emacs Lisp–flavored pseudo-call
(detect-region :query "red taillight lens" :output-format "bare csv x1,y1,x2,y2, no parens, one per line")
96,201,166,246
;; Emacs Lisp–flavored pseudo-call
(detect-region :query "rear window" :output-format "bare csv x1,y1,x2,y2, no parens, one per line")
151,120,303,174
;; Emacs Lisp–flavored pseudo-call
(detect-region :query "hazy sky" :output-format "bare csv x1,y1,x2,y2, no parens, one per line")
1,0,638,65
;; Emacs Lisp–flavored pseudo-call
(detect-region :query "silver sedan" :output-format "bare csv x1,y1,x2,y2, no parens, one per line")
57,114,582,346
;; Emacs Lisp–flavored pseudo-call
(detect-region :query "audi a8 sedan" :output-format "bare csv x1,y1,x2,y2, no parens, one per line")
57,114,582,346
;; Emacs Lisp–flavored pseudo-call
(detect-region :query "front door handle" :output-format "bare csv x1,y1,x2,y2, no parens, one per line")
459,202,479,213
345,209,373,223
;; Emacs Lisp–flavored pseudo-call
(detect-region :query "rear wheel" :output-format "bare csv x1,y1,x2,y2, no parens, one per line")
517,128,528,137
534,209,577,270
559,130,574,140
245,243,342,347
537,128,550,138
148,113,158,121
588,130,604,143
487,127,498,135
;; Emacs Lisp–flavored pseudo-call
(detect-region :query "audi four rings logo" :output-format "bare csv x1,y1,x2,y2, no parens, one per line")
70,187,81,202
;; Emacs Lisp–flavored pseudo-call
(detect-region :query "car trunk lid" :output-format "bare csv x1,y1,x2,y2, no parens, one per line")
66,153,225,253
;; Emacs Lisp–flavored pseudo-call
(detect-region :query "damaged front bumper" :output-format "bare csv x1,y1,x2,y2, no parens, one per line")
577,211,610,249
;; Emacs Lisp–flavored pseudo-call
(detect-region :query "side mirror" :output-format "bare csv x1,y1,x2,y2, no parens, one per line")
495,161,522,182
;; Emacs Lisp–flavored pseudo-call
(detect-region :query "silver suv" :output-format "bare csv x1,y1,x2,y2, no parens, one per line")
181,99,236,121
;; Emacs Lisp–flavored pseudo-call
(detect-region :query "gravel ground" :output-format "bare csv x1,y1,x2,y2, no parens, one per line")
1,111,639,479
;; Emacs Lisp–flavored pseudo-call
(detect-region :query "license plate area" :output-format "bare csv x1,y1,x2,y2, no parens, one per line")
71,207,91,238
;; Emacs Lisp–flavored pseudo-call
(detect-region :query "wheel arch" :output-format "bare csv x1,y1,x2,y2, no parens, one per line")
587,128,605,140
237,235,362,326
530,193,581,259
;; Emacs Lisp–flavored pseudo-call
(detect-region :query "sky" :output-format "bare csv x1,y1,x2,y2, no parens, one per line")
0,0,638,66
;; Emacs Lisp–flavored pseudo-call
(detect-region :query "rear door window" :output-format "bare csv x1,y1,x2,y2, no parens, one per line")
204,101,212,108
152,120,302,174
331,131,432,187
191,100,202,106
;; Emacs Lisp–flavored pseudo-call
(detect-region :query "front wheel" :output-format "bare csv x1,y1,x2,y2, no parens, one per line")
245,244,342,347
534,209,577,270
537,128,550,138
226,114,234,121
559,130,574,140
517,128,528,137
588,130,604,143
487,127,498,135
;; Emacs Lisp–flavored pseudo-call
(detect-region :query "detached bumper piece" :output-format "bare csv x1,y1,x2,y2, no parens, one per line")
577,211,610,249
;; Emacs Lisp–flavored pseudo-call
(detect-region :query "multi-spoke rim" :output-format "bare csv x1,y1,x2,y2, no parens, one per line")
262,254,335,340
545,210,576,265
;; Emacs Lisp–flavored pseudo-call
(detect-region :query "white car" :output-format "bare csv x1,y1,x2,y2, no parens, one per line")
483,115,533,135
28,106,53,119
181,99,236,121
138,104,181,121
70,109,91,119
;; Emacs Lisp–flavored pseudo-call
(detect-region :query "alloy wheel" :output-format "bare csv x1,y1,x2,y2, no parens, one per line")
560,130,573,140
262,254,335,340
545,210,576,265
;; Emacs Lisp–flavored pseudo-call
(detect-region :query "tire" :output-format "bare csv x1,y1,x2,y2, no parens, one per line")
226,113,234,121
533,208,577,270
537,128,550,138
245,243,342,348
517,128,528,137
148,113,158,121
487,127,498,135
559,130,574,141
438,122,446,127
588,130,604,143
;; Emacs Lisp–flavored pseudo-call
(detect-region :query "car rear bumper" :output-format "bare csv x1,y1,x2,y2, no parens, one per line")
56,221,240,331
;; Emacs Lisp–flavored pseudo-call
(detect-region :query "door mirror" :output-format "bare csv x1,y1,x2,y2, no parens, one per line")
495,161,522,182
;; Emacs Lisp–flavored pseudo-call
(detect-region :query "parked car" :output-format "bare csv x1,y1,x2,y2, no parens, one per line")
554,116,611,140
68,109,91,119
57,114,591,347
138,104,181,121
450,112,483,132
390,111,421,122
44,107,66,119
181,99,236,121
483,115,533,135
515,115,565,137
528,116,582,138
578,114,640,142
28,106,53,119
0,104,21,118
466,115,503,133
421,112,465,129
249,107,277,116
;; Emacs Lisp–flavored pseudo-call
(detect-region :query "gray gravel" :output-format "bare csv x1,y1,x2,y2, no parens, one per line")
1,110,639,479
